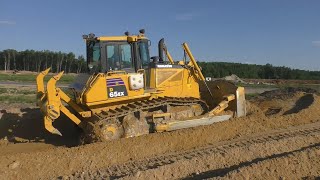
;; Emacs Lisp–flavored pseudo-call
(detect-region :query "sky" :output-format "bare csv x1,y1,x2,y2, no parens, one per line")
0,0,320,70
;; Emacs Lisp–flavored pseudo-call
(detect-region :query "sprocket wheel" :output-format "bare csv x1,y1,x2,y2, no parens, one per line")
100,123,124,141
79,119,124,144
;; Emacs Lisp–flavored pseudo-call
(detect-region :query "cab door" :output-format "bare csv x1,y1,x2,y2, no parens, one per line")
100,42,135,73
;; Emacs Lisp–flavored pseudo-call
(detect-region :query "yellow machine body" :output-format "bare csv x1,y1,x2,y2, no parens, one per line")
81,67,200,105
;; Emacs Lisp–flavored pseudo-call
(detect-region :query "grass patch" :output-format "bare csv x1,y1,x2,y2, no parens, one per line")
279,84,320,92
0,95,35,103
0,87,36,103
0,88,8,93
0,88,35,95
245,93,260,100
0,87,74,103
17,89,36,95
0,73,76,83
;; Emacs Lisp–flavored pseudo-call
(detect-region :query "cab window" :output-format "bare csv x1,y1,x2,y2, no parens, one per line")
106,43,133,71
106,45,120,70
120,44,132,69
92,43,100,62
87,41,100,72
138,41,150,67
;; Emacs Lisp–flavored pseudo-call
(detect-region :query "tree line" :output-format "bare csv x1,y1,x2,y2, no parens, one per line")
199,62,320,80
1,48,319,80
0,49,86,73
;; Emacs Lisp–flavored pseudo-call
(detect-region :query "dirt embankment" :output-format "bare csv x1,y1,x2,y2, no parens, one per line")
0,88,320,179
245,78,320,85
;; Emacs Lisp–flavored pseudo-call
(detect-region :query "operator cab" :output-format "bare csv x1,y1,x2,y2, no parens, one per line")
83,29,150,74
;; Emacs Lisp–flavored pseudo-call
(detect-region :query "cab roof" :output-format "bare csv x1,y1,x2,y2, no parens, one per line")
97,34,148,42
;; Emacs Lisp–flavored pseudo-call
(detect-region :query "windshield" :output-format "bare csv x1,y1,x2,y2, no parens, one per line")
138,41,150,67
106,43,133,71
120,44,132,69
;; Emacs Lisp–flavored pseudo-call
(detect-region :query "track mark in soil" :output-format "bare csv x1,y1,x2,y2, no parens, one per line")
184,143,320,179
66,122,320,179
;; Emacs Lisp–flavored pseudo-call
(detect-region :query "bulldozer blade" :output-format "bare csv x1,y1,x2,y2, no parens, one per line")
44,116,62,136
155,115,232,132
236,87,246,117
200,80,246,117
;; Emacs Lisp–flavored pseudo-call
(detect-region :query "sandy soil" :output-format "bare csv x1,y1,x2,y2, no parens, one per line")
221,145,320,180
115,124,320,180
0,88,320,179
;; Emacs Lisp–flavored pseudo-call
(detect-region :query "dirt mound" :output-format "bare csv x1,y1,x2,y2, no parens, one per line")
0,103,81,146
223,74,246,83
249,87,318,117
258,87,318,100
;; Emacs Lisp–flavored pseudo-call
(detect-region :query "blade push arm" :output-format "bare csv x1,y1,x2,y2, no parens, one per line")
182,43,214,99
182,43,205,81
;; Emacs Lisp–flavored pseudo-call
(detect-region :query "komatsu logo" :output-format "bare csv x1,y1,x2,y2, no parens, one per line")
156,64,172,68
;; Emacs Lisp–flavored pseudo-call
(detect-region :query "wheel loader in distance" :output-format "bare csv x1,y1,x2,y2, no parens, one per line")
36,29,246,143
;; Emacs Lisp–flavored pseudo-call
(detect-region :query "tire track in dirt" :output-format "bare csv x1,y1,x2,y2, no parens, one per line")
217,146,320,179
185,143,320,179
67,121,320,179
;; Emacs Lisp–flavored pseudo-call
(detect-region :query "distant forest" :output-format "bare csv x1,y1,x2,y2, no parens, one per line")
1,49,320,80
0,49,86,73
198,62,320,80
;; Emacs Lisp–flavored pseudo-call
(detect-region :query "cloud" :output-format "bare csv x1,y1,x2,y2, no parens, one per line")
0,21,16,25
175,13,198,21
312,40,320,47
244,61,254,64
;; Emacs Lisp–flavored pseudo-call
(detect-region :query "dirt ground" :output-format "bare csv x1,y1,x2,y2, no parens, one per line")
0,87,320,179
245,78,320,85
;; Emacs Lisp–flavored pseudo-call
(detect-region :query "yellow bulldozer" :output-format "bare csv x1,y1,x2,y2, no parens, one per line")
36,29,246,143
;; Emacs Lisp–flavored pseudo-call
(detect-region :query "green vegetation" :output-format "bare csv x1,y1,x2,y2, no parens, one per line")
0,49,86,73
0,88,7,94
0,87,73,103
0,95,35,103
199,62,320,80
0,87,34,93
1,48,320,81
0,87,36,103
0,73,76,83
0,87,36,95
245,93,260,100
278,84,320,92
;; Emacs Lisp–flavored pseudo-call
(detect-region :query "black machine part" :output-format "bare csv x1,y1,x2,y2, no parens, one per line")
158,38,165,62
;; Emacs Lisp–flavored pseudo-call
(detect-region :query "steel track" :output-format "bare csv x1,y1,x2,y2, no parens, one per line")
82,96,209,143
95,96,209,121
72,122,320,179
